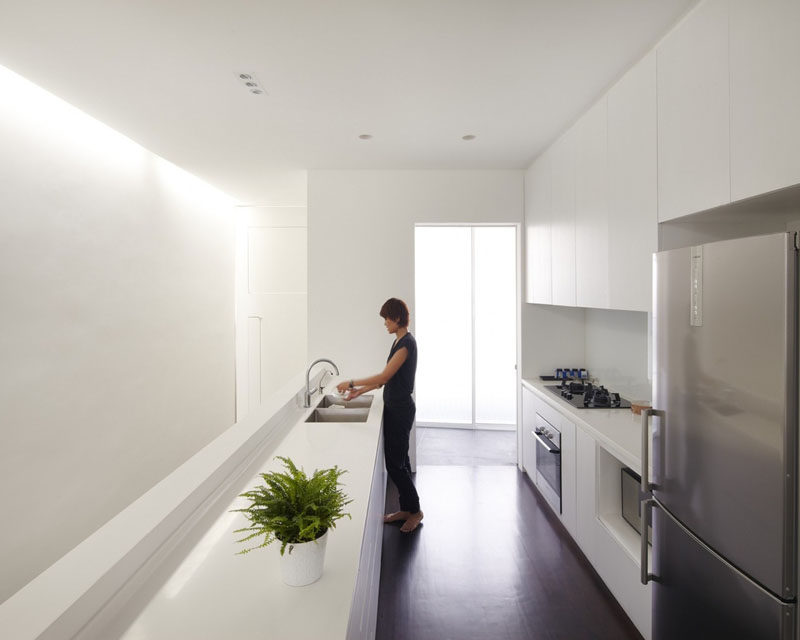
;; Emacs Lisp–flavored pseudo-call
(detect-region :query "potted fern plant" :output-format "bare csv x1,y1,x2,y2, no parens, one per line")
232,456,352,586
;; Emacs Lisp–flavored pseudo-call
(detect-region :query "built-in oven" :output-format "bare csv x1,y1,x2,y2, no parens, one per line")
533,413,561,513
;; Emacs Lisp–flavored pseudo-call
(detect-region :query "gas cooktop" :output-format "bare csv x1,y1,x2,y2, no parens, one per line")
545,381,632,409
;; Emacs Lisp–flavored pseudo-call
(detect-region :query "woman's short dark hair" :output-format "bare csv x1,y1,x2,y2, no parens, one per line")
380,298,410,327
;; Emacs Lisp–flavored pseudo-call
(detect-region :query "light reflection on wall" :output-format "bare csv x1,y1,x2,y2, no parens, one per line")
0,64,234,207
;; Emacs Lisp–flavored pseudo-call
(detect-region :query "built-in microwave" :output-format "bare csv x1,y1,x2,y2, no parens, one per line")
621,467,652,543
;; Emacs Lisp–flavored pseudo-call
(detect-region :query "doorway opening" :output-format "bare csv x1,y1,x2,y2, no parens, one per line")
414,225,518,440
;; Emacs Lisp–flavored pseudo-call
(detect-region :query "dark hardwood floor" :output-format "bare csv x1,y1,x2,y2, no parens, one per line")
376,429,643,640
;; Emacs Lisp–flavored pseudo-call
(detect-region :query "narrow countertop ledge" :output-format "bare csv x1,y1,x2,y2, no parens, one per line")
0,375,385,640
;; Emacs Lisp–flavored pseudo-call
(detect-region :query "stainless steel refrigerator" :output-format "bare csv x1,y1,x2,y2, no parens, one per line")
642,231,798,639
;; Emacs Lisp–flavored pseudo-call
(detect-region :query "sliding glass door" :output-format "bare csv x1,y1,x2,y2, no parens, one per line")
414,225,517,429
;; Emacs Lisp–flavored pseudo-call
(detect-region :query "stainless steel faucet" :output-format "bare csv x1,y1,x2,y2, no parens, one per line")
304,358,340,407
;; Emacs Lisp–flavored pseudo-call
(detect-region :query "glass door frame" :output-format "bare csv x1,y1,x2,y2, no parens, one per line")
413,223,522,438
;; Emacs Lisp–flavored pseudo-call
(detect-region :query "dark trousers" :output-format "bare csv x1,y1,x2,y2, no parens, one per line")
383,401,420,513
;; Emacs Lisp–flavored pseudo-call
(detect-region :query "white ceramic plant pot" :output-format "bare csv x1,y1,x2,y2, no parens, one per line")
280,530,329,586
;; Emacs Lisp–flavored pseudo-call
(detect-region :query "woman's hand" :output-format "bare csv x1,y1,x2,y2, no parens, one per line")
347,386,365,399
336,380,351,394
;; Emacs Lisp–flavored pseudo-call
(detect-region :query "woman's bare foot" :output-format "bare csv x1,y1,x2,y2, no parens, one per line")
383,511,411,523
400,510,424,533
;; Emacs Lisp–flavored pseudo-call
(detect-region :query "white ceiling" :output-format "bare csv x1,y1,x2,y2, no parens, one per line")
0,0,697,204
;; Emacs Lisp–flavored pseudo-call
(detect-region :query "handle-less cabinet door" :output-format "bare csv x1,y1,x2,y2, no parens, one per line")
607,50,657,313
575,98,609,310
652,504,795,640
657,0,729,220
652,232,797,599
550,129,577,306
729,0,800,201
524,154,552,304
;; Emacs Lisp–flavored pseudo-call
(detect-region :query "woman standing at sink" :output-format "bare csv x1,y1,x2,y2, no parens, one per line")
337,297,423,533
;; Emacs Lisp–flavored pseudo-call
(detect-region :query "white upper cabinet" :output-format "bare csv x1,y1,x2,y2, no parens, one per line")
729,0,800,201
524,152,552,304
550,129,577,307
657,0,730,221
607,51,657,312
575,99,609,310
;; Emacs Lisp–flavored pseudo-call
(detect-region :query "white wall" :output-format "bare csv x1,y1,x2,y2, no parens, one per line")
235,204,308,418
520,305,649,403
308,170,523,377
520,304,586,379
0,66,236,602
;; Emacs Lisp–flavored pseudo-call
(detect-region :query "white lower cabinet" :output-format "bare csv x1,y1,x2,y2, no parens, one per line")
590,447,652,639
523,384,651,639
575,428,596,557
521,386,537,482
559,416,577,538
523,388,577,537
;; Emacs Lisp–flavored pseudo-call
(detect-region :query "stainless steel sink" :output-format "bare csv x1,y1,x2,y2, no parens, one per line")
315,394,374,409
305,407,370,423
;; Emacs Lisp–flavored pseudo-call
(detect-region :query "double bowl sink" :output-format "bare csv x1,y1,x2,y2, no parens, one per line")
305,394,374,423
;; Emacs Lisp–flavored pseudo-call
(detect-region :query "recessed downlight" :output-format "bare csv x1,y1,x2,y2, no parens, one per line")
462,134,476,141
358,134,373,140
235,71,265,96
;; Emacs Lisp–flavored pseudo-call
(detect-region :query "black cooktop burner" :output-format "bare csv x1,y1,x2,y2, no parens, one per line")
545,382,632,409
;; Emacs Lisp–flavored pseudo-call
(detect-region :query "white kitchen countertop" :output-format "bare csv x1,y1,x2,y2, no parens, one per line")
113,383,384,640
522,378,644,473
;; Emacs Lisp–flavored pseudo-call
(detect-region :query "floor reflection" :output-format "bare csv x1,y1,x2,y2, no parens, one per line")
378,429,643,640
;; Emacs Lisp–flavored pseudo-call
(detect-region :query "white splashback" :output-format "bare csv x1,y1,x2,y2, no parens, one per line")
520,303,586,379
584,308,651,402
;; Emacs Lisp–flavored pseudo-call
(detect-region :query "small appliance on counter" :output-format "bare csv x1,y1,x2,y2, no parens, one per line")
544,379,632,409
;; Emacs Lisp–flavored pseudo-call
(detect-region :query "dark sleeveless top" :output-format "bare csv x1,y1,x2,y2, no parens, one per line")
383,332,417,407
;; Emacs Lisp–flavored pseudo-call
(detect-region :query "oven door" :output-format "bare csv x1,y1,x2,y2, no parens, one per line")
534,415,561,513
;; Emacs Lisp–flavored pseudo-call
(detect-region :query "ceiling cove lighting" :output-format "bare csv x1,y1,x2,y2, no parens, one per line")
235,72,265,95
0,64,233,207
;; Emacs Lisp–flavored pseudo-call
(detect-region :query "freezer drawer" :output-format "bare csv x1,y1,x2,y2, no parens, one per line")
652,503,795,640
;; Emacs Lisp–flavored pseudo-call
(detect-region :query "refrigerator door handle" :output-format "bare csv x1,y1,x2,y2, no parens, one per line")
641,497,656,585
641,408,665,493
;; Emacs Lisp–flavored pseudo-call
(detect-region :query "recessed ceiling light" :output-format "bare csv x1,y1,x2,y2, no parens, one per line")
462,134,476,141
358,134,373,140
235,71,265,96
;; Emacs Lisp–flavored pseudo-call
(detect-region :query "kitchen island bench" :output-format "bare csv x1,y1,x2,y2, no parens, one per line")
0,375,386,640
114,383,386,640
